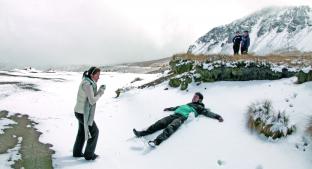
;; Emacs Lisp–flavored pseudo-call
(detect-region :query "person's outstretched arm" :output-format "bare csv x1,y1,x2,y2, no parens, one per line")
201,108,224,122
163,106,180,111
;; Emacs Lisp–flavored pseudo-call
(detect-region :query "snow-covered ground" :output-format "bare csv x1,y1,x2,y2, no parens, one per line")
0,70,312,169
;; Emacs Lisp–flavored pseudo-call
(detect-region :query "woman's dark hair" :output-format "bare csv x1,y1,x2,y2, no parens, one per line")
82,66,101,79
195,92,204,101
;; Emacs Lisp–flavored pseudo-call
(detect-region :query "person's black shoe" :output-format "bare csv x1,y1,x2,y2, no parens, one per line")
91,154,99,160
85,154,99,160
148,140,157,148
73,153,84,158
133,128,145,137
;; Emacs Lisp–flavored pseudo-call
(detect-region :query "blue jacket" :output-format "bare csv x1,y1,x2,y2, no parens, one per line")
241,35,250,49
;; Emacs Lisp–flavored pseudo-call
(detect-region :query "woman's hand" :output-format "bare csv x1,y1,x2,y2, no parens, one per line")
99,84,106,90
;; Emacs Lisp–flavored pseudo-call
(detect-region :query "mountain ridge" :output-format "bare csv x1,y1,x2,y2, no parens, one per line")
188,6,312,55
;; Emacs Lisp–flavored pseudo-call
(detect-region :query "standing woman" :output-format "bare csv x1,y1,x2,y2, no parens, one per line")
73,67,106,160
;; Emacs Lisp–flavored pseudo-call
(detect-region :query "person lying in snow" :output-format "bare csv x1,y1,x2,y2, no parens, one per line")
133,92,224,147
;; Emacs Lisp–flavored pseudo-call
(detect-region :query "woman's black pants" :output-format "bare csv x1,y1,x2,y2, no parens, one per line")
73,112,99,159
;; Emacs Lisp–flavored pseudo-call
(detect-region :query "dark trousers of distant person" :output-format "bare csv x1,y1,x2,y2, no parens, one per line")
140,114,186,145
233,44,240,55
73,112,99,159
241,47,248,55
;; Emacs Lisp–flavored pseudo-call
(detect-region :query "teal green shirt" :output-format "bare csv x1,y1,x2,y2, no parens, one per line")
174,104,197,118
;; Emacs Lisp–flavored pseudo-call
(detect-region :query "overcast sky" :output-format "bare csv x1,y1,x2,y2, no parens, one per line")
0,0,311,67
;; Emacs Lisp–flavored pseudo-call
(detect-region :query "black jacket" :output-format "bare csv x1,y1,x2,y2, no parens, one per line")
165,102,222,120
232,35,242,46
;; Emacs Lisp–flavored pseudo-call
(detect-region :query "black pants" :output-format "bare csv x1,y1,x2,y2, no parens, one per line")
144,114,186,145
233,44,240,55
73,112,99,159
241,47,248,54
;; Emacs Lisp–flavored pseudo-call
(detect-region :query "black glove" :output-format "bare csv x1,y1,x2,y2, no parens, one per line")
100,84,106,90
217,116,224,122
163,108,171,111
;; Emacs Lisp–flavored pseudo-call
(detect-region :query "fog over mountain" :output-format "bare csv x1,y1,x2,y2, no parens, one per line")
0,0,311,68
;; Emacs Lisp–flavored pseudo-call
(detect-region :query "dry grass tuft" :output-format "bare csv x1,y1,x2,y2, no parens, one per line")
172,52,312,67
247,100,295,139
306,117,312,137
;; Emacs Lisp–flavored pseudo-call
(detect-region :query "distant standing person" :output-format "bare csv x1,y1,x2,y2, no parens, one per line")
241,30,250,54
232,31,242,55
73,67,106,160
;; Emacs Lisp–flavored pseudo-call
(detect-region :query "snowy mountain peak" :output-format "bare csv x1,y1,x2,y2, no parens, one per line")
188,6,312,55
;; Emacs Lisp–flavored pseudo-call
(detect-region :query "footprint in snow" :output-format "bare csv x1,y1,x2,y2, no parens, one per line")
292,93,298,99
217,160,225,166
295,137,309,152
256,165,263,169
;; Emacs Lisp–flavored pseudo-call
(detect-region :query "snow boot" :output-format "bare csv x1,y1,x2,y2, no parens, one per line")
73,153,84,158
85,154,99,160
148,139,160,147
148,140,157,147
133,128,148,137
91,154,99,160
